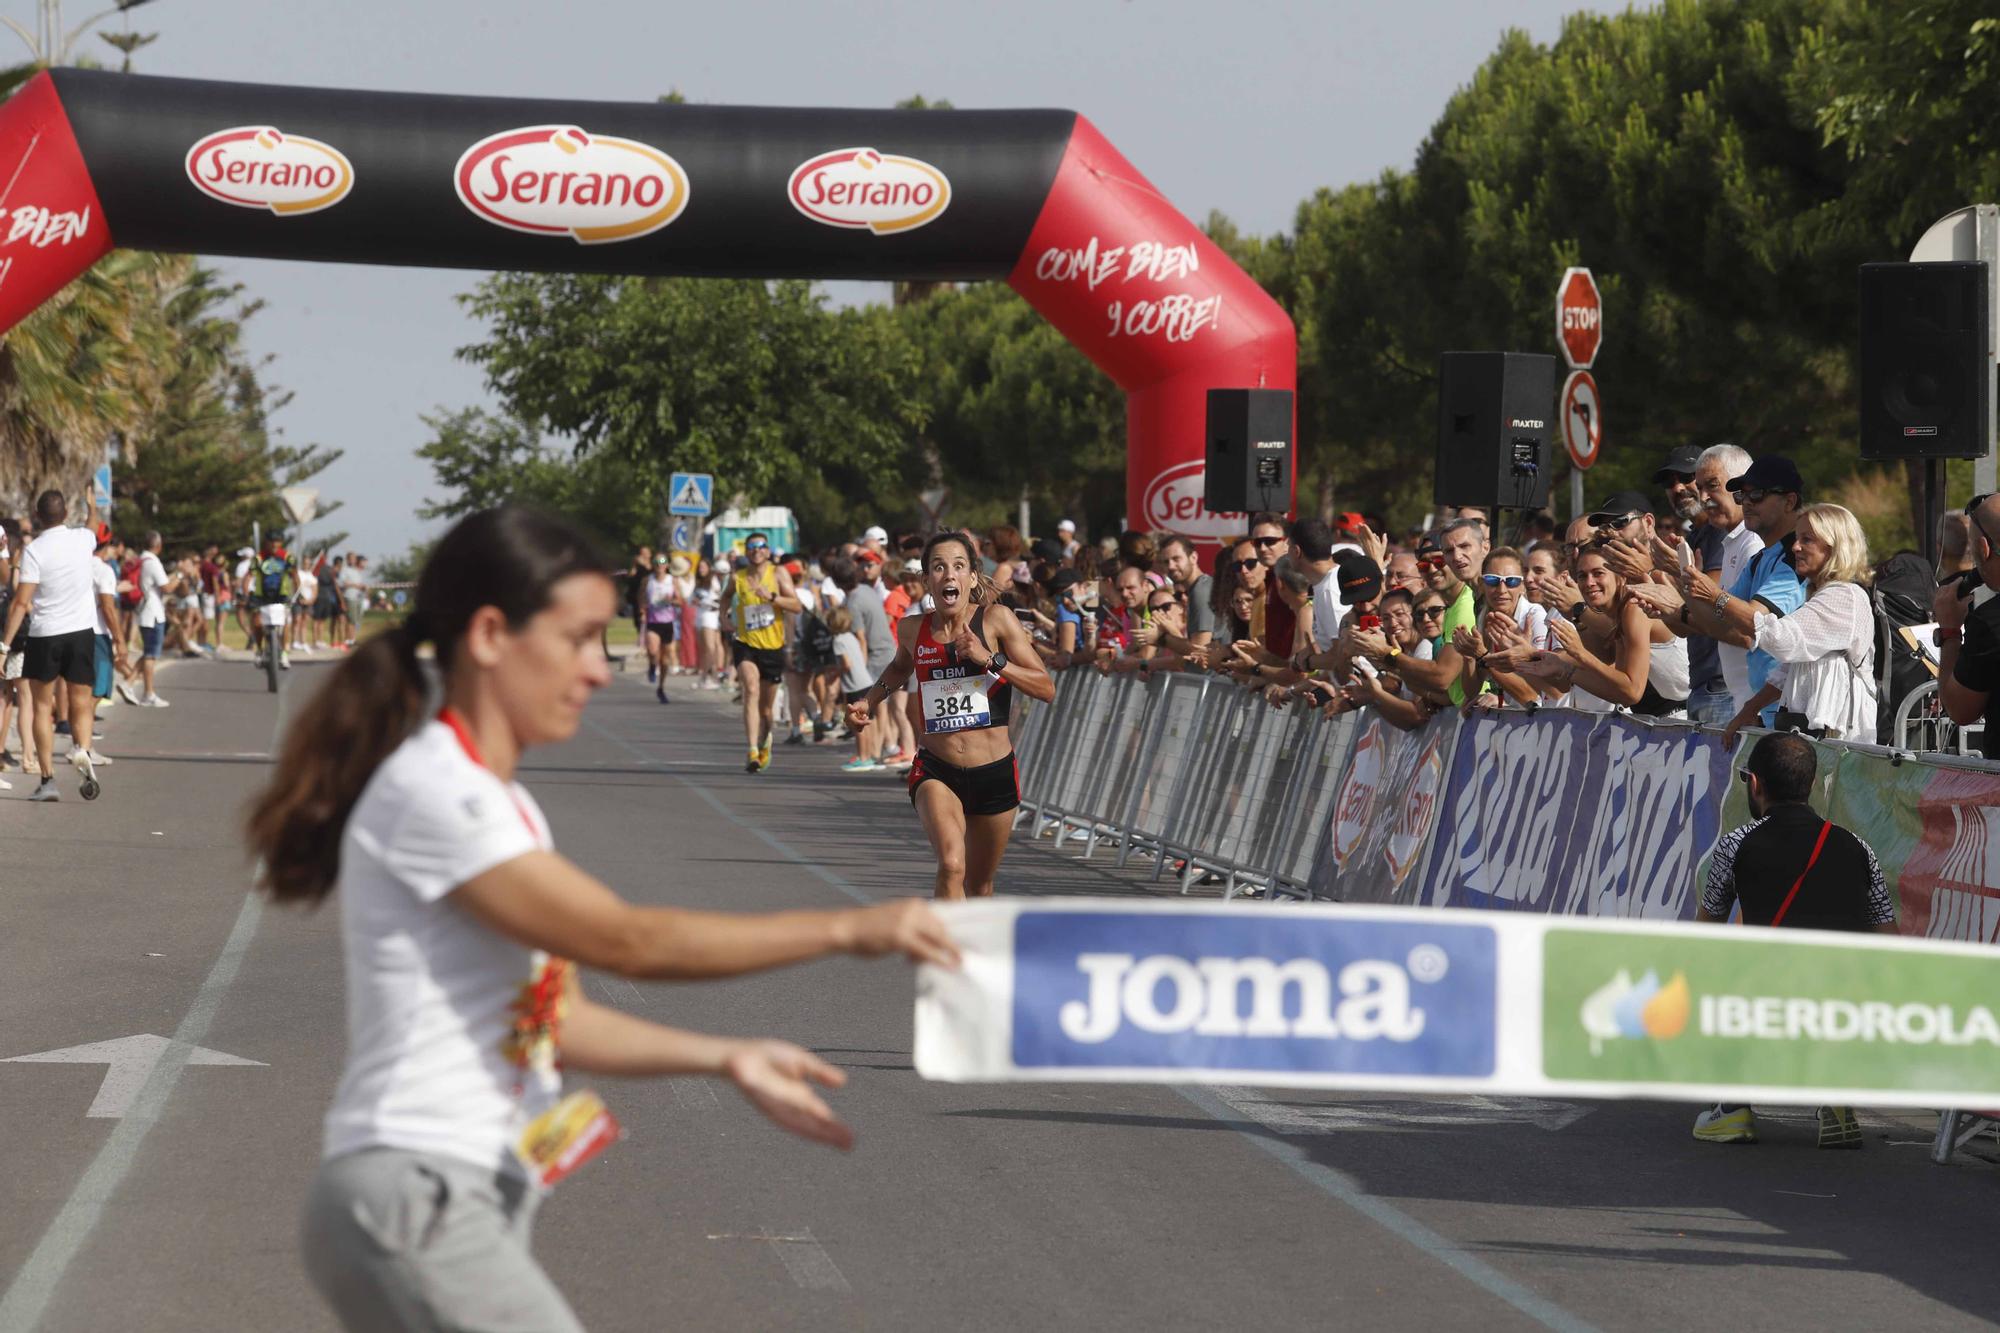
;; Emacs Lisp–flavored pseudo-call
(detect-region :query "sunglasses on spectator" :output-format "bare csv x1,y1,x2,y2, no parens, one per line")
1417,556,1447,570
1147,600,1178,612
1480,574,1524,589
1232,558,1260,571
745,540,769,551
1252,535,1286,547
1587,511,1642,529
1416,605,1445,620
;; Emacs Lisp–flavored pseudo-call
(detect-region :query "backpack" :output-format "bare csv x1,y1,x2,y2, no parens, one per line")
1872,551,1934,745
256,556,294,605
797,609,837,668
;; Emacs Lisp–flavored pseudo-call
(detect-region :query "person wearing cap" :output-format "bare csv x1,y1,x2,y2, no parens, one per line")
1629,455,1807,730
859,525,889,556
1583,487,1691,717
1055,518,1080,561
1636,445,1741,726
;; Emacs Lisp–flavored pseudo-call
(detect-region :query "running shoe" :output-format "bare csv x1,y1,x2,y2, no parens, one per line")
757,741,772,770
116,681,141,706
647,661,658,684
280,652,292,670
1692,1105,1758,1143
882,750,916,771
54,720,70,737
785,730,804,745
656,685,670,705
746,749,762,774
28,777,59,802
1816,1105,1863,1150
841,756,883,773
813,725,831,744
140,694,171,708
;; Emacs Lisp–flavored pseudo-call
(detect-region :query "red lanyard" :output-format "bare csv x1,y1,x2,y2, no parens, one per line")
1768,820,1833,928
436,707,540,837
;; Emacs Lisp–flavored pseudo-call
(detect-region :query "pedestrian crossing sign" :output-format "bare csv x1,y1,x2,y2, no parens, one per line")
668,472,713,516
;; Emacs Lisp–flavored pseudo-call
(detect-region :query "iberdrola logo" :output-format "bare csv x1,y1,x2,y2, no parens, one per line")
1580,969,1691,1055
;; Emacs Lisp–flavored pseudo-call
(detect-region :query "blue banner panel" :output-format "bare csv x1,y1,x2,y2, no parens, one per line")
1009,909,1497,1077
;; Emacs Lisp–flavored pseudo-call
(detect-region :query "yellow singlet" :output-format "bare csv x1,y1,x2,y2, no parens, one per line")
731,566,785,650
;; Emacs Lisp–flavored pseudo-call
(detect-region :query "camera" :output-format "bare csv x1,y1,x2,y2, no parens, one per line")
1940,566,1982,599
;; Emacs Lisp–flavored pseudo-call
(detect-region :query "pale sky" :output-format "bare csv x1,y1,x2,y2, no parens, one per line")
61,0,1595,558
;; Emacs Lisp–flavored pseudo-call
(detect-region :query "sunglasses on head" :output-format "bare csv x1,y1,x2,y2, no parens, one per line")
1480,574,1524,589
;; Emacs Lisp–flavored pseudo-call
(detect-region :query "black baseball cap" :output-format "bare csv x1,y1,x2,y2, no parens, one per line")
1050,569,1083,595
1726,455,1805,497
1335,552,1383,605
1652,445,1703,482
1586,490,1654,527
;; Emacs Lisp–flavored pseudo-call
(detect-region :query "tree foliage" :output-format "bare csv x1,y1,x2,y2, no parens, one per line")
422,1,2000,553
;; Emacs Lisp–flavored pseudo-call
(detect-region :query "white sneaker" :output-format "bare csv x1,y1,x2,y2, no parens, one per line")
280,653,292,670
71,749,112,766
141,694,170,708
28,777,59,802
116,681,142,705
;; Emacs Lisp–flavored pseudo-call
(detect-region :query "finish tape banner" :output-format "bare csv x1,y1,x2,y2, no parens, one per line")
1413,711,1732,920
915,899,2000,1108
1707,737,2000,945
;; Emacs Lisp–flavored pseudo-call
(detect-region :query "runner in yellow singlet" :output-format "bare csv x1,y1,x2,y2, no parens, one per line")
716,533,799,773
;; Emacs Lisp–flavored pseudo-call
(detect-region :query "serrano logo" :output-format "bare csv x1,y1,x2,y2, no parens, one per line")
788,148,950,235
185,127,353,216
1140,460,1245,541
454,125,689,245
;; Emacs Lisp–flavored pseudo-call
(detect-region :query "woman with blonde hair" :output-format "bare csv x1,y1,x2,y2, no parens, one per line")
1723,502,1877,743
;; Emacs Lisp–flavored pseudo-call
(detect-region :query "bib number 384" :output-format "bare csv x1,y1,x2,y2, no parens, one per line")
922,675,992,733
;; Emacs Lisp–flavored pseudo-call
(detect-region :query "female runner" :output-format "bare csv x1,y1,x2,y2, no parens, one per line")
848,531,1056,899
247,506,957,1332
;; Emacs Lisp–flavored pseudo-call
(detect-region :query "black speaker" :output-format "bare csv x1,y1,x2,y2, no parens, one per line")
1859,261,1990,460
1204,388,1294,514
1434,352,1556,510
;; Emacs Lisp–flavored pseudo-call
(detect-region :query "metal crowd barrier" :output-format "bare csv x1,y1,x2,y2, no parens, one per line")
1014,670,1349,899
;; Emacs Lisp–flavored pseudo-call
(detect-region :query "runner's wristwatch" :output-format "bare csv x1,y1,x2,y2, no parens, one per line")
985,649,1009,678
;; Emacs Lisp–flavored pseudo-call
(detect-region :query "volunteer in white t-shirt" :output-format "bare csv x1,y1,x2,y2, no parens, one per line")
247,505,958,1333
136,531,172,707
0,491,103,799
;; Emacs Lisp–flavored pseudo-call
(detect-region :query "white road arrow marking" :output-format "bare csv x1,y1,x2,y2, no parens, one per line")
1215,1087,1593,1135
2,1034,264,1118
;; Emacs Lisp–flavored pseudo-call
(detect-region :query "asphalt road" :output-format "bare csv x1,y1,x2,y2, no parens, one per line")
3,655,1997,1332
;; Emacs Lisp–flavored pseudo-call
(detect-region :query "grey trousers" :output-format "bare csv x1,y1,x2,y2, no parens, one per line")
301,1147,586,1333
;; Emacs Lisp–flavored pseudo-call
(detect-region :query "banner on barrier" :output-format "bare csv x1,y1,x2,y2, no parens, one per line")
1318,712,1457,905
1415,711,1730,920
915,899,2000,1107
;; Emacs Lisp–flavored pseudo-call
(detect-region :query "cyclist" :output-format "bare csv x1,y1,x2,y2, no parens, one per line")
717,533,800,772
847,531,1056,898
247,535,298,671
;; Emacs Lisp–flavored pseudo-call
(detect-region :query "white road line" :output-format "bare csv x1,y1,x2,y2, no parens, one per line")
751,1228,851,1292
0,678,288,1333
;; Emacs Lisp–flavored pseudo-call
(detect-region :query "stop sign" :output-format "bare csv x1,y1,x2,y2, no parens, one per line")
1556,267,1601,370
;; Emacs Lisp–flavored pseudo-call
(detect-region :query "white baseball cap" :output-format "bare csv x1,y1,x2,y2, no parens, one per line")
236,547,255,557
1056,518,1076,533
863,525,888,543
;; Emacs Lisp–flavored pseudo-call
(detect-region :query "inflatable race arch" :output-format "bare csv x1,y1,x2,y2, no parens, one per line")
0,69,1294,534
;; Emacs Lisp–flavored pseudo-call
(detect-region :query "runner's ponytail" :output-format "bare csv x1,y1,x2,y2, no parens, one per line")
247,506,614,905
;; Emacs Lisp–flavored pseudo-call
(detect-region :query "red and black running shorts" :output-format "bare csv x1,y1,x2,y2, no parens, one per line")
908,749,1020,817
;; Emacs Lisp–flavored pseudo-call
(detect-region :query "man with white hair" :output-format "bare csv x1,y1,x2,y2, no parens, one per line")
1628,444,1770,720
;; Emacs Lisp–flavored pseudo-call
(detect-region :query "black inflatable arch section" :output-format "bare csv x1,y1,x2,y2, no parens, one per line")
0,69,1293,533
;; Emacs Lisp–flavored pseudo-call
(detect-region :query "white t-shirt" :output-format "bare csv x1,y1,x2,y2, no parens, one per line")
19,526,99,637
323,719,556,1174
295,567,318,607
1714,521,1765,710
1310,567,1346,654
90,558,115,636
138,551,170,628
